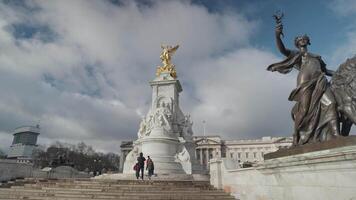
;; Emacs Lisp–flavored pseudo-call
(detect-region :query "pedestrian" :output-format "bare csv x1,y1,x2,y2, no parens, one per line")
137,152,146,180
133,162,140,179
146,156,154,180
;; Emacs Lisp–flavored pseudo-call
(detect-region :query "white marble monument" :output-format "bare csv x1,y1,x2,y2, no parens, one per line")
123,45,203,175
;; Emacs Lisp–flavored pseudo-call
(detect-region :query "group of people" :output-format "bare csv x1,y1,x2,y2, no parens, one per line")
133,152,154,180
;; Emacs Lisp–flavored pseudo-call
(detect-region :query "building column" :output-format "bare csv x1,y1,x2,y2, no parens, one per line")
119,152,124,172
200,148,203,165
206,148,209,166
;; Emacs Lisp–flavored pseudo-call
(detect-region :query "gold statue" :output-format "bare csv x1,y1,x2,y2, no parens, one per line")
156,44,179,78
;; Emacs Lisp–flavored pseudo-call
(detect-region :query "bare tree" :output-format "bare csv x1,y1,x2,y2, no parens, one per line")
32,141,120,172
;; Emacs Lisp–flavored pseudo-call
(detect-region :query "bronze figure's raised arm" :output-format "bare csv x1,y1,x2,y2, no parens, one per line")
272,11,291,57
266,12,356,146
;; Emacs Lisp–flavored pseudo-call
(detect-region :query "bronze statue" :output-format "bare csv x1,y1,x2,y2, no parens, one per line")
268,12,356,146
331,57,356,136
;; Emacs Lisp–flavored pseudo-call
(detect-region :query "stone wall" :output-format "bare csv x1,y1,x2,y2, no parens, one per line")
0,160,90,182
32,166,91,179
0,159,33,182
210,145,356,200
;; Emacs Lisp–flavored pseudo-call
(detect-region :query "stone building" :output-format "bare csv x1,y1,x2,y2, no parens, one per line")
193,136,225,169
193,136,292,169
7,125,40,163
223,136,292,164
119,135,292,171
118,141,133,172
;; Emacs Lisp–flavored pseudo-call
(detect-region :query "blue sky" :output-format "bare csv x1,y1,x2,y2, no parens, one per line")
195,0,355,65
0,0,355,152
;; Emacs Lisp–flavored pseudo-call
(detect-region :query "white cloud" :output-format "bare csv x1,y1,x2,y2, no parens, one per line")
186,48,295,138
329,0,356,16
0,131,12,153
328,0,356,66
0,0,295,152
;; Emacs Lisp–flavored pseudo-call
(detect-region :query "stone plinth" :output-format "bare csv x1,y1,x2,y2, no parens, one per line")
264,136,356,159
210,142,356,200
140,135,186,174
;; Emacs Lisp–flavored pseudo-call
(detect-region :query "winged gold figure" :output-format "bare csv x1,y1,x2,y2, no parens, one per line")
156,44,179,78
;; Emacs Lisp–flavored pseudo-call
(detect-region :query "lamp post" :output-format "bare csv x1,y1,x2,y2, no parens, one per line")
202,120,206,141
202,120,207,168
93,159,97,176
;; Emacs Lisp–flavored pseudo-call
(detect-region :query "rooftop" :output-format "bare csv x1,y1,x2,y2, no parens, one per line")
13,125,40,135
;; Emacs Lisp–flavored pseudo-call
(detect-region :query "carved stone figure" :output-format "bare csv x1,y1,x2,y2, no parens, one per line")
137,119,146,138
154,103,173,131
180,115,193,139
267,12,356,146
176,147,190,162
126,144,139,161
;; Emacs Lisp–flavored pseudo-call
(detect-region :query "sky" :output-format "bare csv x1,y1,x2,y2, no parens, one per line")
0,0,356,153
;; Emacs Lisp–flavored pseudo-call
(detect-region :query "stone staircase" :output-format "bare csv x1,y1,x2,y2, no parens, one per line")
0,178,236,200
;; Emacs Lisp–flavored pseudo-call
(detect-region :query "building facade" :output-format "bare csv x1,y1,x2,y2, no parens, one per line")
194,136,292,168
7,125,40,163
224,136,292,163
119,135,292,170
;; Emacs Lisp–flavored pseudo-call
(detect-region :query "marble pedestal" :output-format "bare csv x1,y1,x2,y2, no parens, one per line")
140,134,185,174
122,73,204,175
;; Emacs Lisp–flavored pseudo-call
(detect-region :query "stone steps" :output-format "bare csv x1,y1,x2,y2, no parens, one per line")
0,179,236,200
10,187,210,192
24,181,211,188
0,191,234,195
25,182,212,187
17,185,214,190
0,193,235,199
0,188,227,194
0,194,235,200
0,196,235,200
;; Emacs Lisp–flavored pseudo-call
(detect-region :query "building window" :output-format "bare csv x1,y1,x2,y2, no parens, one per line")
209,149,213,159
230,152,234,158
245,152,249,159
221,147,226,158
196,150,200,160
253,152,257,158
238,153,241,158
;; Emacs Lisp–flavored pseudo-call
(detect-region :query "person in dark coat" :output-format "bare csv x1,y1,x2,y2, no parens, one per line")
137,152,146,180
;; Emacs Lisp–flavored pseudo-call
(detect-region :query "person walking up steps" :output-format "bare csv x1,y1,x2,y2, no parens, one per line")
137,152,146,180
133,162,140,179
146,156,154,180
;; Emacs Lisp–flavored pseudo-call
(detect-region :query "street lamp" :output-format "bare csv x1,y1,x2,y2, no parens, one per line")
202,120,207,142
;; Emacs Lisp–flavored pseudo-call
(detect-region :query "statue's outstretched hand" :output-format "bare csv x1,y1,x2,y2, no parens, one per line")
275,24,284,38
267,66,276,72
